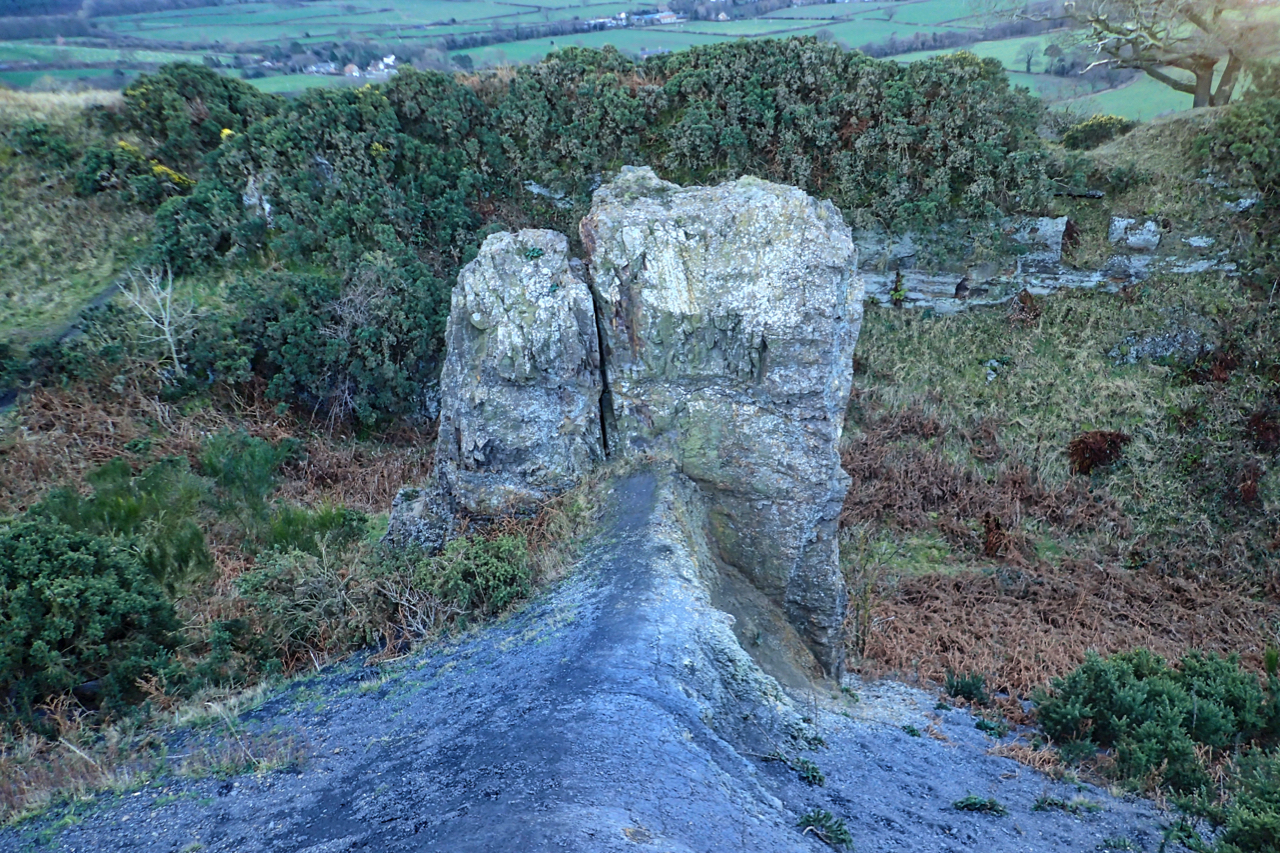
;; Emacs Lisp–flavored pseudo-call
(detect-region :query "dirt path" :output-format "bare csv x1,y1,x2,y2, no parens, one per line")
0,471,1184,853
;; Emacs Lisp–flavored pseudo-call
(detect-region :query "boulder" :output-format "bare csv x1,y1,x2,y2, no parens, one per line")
581,166,862,676
385,228,605,549
435,229,605,517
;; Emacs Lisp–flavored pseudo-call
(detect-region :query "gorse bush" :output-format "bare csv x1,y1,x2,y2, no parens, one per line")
420,534,531,617
1038,650,1280,793
489,41,1048,228
199,431,299,529
121,63,282,169
1061,114,1137,150
74,141,195,208
32,457,212,594
235,540,385,664
228,261,446,425
945,669,989,704
0,519,181,722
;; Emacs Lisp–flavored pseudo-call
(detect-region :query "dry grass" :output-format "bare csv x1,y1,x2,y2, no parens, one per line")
0,92,152,342
844,272,1280,697
0,382,433,516
861,558,1277,698
0,687,306,824
0,90,121,126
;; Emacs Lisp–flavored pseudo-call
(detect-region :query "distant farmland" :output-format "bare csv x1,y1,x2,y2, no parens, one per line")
0,0,1201,120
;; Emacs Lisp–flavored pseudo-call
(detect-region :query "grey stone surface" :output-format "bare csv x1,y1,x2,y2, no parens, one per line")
1109,218,1162,252
436,229,604,517
581,166,861,677
383,485,453,550
1011,215,1069,262
1,472,1185,853
1109,310,1213,365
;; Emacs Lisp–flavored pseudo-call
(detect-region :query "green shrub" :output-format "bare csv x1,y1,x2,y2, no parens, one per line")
946,669,989,704
235,542,385,663
0,519,181,719
228,261,446,425
1062,115,1138,150
32,457,212,594
199,431,298,526
493,41,1048,230
73,141,193,207
1215,750,1280,852
1037,650,1280,793
6,120,74,168
796,808,853,848
953,794,1009,815
265,504,368,556
121,63,282,169
420,534,531,617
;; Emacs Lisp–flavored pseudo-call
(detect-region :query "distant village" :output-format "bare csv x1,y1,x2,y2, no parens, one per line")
286,8,700,79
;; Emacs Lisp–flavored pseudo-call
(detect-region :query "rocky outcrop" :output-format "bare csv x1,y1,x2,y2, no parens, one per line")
581,166,861,677
385,230,604,546
389,170,861,678
435,230,604,516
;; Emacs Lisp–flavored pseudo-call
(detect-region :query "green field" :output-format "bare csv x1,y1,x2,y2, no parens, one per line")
98,0,559,45
896,35,1051,70
461,27,732,63
892,34,1195,120
1067,74,1193,121
0,43,213,64
244,72,363,93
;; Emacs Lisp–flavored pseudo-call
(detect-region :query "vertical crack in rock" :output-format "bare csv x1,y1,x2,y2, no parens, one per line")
388,168,863,680
574,257,615,458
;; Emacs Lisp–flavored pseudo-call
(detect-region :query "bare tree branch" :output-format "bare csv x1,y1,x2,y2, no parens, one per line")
120,265,196,381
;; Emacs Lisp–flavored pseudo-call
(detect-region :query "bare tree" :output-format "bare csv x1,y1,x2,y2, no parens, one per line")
1017,40,1040,72
976,0,1278,107
1068,0,1277,106
120,265,196,381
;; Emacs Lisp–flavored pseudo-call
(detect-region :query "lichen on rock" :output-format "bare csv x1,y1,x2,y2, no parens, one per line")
389,169,863,679
581,166,863,676
435,229,605,517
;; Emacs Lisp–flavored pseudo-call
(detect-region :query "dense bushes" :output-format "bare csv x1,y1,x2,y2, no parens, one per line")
33,457,212,594
151,76,489,276
0,519,182,721
488,41,1048,229
121,63,282,169
1038,649,1280,850
227,262,447,425
423,534,531,617
1039,650,1280,792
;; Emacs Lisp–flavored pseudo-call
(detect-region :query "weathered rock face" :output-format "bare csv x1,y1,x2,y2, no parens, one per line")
388,171,860,678
581,166,862,676
436,229,605,516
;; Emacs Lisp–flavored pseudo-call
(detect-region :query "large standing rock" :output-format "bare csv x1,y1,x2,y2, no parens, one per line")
387,228,604,549
581,166,862,676
436,229,605,516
